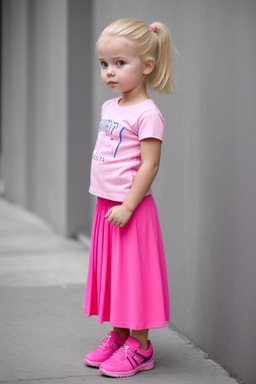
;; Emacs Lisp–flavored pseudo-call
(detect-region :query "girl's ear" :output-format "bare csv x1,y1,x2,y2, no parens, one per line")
142,57,155,75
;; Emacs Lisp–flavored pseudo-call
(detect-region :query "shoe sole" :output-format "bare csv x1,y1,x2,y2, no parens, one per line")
99,359,154,377
84,358,101,368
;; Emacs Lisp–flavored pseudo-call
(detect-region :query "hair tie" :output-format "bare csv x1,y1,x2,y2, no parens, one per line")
149,24,156,33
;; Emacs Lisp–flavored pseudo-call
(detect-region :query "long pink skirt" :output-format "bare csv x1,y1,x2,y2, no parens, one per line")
84,195,170,330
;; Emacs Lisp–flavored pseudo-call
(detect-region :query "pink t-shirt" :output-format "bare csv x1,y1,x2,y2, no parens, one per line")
89,97,165,202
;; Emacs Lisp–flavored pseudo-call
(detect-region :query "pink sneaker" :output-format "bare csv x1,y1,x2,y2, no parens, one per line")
84,331,125,367
99,336,154,377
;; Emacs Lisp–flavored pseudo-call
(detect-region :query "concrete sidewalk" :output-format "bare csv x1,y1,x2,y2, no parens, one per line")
0,196,240,384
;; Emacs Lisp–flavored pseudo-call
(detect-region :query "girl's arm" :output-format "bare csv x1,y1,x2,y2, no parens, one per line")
105,138,162,227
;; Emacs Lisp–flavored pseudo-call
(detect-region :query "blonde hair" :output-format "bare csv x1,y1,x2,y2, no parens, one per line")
97,18,175,94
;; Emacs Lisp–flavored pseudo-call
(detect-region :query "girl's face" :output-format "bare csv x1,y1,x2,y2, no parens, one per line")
97,36,147,99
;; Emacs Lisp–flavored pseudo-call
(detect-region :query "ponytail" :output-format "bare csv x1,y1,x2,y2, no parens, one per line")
146,22,175,93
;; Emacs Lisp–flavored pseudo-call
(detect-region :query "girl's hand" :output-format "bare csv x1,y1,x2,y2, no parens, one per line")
105,204,133,227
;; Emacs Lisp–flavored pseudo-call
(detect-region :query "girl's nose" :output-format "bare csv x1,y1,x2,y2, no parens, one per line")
107,66,115,77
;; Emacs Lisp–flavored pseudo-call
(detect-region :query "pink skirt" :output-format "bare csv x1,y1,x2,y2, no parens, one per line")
84,195,170,330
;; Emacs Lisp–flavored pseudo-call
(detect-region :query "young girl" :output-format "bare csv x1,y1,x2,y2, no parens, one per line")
84,18,174,378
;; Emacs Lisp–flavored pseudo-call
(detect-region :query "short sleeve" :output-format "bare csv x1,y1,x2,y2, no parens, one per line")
138,109,165,142
101,100,111,119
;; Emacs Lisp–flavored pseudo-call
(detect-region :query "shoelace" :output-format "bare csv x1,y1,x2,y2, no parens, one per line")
113,345,134,361
98,335,116,351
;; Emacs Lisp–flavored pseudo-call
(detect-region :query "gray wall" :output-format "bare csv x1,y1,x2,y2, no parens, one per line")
2,0,92,235
2,1,256,383
2,0,29,205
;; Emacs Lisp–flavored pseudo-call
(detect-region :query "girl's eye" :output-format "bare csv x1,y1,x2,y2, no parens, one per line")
100,61,108,68
117,60,125,67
